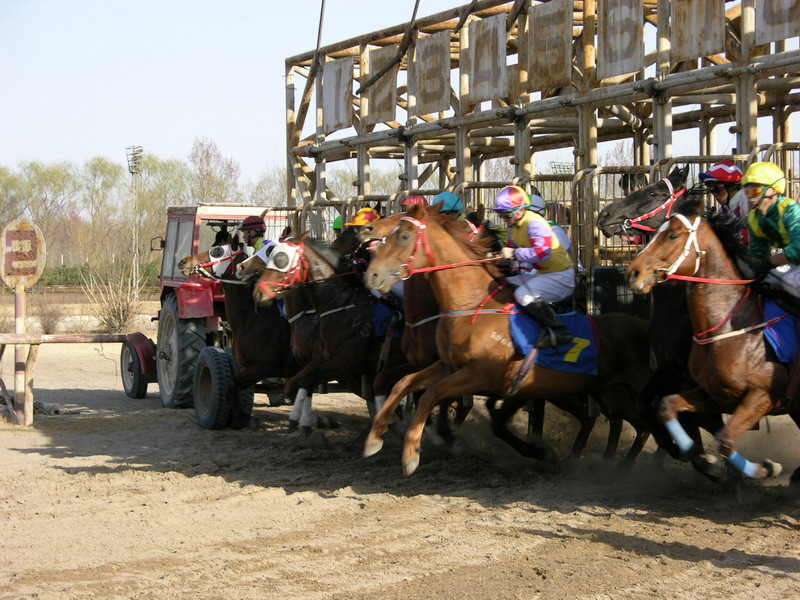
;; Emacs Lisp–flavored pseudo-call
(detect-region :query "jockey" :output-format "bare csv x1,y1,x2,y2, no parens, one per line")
433,191,462,217
493,185,575,348
528,193,582,271
744,162,800,299
240,215,274,255
346,207,381,272
402,194,428,208
699,160,749,243
332,215,343,235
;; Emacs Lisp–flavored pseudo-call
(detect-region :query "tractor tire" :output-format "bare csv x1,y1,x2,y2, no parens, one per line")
120,340,147,399
193,346,233,430
157,294,205,408
224,348,255,428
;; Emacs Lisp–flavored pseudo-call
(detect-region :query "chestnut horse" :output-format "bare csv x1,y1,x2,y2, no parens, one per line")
360,212,631,460
597,166,724,458
251,234,407,434
178,234,294,428
627,198,800,482
364,204,653,475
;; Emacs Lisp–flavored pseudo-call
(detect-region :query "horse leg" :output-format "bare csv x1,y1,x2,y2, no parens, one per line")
527,399,545,438
715,391,780,479
365,361,452,458
604,417,622,460
790,413,800,485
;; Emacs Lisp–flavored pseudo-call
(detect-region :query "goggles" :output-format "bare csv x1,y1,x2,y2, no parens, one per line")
744,184,768,198
496,211,516,220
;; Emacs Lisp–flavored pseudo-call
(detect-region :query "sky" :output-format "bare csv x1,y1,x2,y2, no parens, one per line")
0,0,458,184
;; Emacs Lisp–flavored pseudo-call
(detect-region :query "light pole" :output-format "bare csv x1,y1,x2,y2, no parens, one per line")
126,145,143,299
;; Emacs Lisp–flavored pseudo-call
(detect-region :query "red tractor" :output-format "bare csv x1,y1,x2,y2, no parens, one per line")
120,203,280,411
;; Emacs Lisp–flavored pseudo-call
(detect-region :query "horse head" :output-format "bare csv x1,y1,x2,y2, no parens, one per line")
597,165,690,237
252,233,347,306
178,232,245,279
626,197,709,294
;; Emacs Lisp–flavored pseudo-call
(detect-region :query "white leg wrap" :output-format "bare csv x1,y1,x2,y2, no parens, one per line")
299,396,314,428
374,395,386,413
289,388,308,421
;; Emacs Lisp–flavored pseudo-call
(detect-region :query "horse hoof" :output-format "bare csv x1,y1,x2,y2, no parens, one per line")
762,459,782,478
302,426,313,437
403,454,420,477
692,453,727,483
288,419,299,432
363,437,384,458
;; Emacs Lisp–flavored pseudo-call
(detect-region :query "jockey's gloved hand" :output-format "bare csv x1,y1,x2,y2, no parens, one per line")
500,247,516,260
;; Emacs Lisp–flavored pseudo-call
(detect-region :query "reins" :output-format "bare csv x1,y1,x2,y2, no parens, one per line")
655,212,788,343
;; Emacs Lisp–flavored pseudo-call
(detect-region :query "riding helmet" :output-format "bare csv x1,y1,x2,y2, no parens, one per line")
433,191,463,212
742,162,786,194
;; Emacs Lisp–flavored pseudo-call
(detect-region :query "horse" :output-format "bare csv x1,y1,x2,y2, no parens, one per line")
596,165,725,459
626,197,800,483
359,211,622,459
177,233,294,428
363,203,653,475
250,233,407,434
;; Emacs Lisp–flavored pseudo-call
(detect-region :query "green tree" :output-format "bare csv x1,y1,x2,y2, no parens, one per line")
78,157,126,263
246,164,288,206
0,165,26,224
19,160,80,266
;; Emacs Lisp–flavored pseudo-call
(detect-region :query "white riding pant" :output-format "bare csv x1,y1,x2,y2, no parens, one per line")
506,268,575,305
766,264,800,300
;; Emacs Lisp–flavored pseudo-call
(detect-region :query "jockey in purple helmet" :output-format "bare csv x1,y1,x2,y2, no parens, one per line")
494,185,575,348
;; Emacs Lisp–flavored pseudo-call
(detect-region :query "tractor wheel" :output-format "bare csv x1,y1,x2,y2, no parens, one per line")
157,294,205,408
193,347,233,430
224,348,255,428
120,340,147,399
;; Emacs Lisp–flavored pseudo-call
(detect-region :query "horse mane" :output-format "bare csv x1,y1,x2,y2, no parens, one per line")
425,209,504,279
675,195,767,279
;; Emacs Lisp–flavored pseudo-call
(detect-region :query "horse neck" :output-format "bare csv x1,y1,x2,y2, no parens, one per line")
685,223,754,333
421,219,501,313
302,245,364,310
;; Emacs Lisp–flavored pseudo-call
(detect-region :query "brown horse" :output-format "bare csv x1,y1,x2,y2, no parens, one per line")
364,204,653,475
627,198,800,483
250,233,407,434
360,212,621,459
178,234,294,428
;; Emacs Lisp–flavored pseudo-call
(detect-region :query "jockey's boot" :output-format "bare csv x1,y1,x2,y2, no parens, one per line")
523,298,574,348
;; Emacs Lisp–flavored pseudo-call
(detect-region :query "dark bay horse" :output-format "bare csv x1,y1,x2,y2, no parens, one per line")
178,234,294,428
627,198,800,482
597,166,724,458
364,204,653,475
251,234,407,433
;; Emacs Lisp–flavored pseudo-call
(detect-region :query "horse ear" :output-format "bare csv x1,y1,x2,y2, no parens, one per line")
475,204,486,222
407,202,422,217
672,165,690,186
281,225,292,240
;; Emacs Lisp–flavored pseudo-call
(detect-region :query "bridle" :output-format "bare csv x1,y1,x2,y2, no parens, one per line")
394,216,437,279
255,240,309,300
657,214,706,279
190,244,247,282
624,177,687,233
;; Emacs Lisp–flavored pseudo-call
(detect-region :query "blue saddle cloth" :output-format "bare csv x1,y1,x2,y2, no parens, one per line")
764,299,798,365
373,302,403,338
509,305,599,375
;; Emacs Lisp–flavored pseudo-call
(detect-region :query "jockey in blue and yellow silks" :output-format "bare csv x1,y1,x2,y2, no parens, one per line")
493,185,576,348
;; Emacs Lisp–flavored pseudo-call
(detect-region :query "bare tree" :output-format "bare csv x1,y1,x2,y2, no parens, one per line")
0,165,26,224
188,138,241,203
247,165,288,206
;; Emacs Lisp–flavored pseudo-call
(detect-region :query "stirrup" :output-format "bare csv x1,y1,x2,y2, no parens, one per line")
535,328,573,349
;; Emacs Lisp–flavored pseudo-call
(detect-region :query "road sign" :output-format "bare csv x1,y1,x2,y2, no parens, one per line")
1,219,46,290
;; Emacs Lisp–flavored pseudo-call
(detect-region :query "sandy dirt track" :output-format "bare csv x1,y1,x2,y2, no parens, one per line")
2,330,800,600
